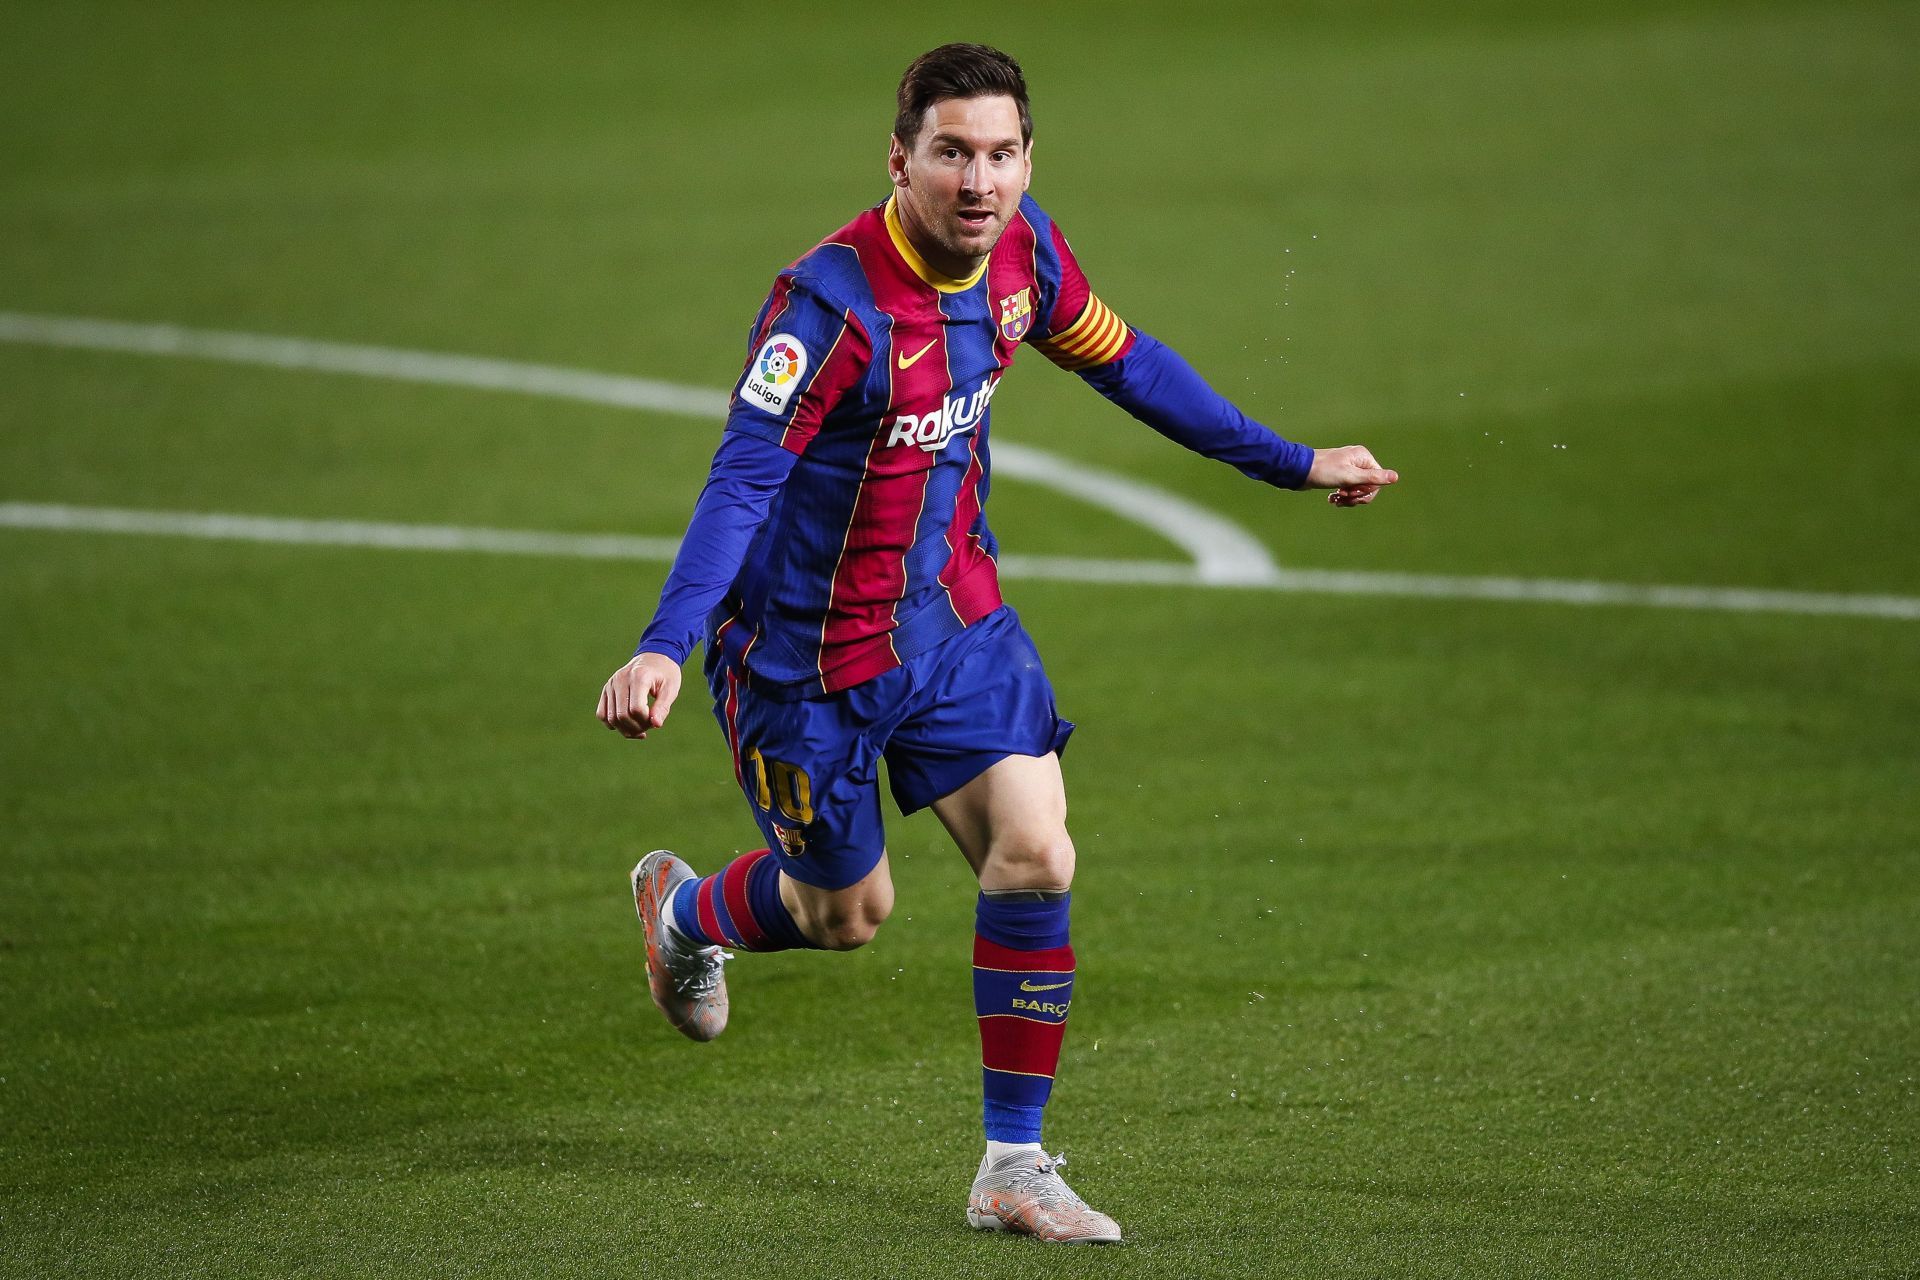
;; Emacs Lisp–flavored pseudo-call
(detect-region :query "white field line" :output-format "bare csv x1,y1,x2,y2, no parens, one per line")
2,311,1914,620
5,502,1918,621
992,443,1276,585
0,502,684,562
0,311,730,419
0,311,1274,584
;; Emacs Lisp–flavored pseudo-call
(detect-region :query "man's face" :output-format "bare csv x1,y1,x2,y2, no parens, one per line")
888,94,1032,272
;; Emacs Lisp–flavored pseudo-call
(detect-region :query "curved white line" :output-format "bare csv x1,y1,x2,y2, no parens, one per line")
0,502,686,562
993,443,1276,585
0,311,730,419
0,310,1270,580
5,502,1916,619
5,311,1914,621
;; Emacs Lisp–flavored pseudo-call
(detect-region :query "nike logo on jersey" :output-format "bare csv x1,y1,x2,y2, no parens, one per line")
896,339,937,370
1019,980,1071,992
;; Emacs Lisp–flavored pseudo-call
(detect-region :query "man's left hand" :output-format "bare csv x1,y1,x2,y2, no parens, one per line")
1305,445,1399,507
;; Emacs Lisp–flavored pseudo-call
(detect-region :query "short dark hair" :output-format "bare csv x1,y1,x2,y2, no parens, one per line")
893,43,1032,148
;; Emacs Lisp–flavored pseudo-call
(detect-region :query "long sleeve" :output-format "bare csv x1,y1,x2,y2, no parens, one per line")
1017,199,1312,490
1076,330,1314,489
633,431,798,663
633,269,871,664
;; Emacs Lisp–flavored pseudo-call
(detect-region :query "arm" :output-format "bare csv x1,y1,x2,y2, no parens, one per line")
598,432,796,739
1077,332,1398,505
1077,330,1314,488
597,272,871,739
1023,201,1396,504
635,431,797,665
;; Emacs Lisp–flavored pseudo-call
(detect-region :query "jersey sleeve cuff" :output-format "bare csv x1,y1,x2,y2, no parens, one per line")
633,631,694,664
1273,439,1315,489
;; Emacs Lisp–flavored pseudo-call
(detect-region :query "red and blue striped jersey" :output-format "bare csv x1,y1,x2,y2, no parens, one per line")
709,193,1135,695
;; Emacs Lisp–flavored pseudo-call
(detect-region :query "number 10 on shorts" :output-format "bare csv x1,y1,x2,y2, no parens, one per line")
743,747,814,826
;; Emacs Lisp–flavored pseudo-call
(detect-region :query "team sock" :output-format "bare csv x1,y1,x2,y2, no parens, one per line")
974,888,1075,1145
980,1140,1045,1175
665,848,814,951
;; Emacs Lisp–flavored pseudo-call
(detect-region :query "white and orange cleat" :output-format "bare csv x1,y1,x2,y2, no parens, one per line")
630,851,731,1042
966,1148,1122,1244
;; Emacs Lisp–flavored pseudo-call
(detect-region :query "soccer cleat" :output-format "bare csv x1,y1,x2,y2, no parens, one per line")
630,851,731,1042
966,1149,1122,1244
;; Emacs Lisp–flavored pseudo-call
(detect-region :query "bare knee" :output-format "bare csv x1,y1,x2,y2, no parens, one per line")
810,890,892,949
980,830,1076,892
787,867,895,951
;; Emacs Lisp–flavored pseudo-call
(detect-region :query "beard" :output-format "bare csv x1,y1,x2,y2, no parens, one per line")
898,184,1015,269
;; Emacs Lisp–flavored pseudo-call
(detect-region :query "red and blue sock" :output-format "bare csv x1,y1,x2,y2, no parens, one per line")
666,848,814,951
974,889,1075,1144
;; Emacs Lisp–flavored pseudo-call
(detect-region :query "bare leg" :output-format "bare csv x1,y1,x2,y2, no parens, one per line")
780,854,895,950
931,752,1074,891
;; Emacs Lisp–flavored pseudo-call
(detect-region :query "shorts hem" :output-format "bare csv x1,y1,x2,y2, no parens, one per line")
892,717,1075,815
766,839,886,892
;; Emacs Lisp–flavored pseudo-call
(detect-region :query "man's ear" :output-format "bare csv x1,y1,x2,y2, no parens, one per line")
887,134,910,189
1022,139,1034,192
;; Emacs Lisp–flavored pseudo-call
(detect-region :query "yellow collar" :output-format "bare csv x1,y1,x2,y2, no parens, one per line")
884,195,988,293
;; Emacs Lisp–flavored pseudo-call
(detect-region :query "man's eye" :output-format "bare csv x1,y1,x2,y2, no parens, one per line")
941,148,961,160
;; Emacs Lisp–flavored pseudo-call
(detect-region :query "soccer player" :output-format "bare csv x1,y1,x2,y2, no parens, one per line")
597,43,1397,1244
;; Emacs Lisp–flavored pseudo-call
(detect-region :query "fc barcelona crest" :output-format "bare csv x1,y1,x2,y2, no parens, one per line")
997,287,1033,343
773,824,808,858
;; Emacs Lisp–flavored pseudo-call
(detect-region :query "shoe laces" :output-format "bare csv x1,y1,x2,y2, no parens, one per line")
994,1152,1085,1208
662,932,732,1000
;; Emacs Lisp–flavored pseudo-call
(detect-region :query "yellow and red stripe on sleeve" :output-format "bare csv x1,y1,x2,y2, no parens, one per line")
1030,294,1133,372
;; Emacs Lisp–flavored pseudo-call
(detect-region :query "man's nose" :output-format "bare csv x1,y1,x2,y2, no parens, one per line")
962,154,994,195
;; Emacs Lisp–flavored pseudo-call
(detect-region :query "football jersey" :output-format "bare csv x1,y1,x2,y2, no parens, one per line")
711,193,1134,695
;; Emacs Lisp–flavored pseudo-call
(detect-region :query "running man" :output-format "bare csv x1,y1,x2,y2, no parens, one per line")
597,43,1397,1244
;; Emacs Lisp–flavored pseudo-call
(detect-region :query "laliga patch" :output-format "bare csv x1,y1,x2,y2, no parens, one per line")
740,332,809,416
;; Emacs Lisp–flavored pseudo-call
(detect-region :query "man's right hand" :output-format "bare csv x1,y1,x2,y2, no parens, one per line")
597,652,683,740
1305,445,1400,507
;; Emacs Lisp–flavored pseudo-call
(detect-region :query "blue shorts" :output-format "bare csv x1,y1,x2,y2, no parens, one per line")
704,606,1073,890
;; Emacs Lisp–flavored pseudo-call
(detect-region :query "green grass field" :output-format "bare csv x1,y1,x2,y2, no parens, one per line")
3,2,1917,1276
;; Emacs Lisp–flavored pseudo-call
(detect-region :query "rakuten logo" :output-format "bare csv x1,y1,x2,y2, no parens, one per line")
884,376,1000,452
